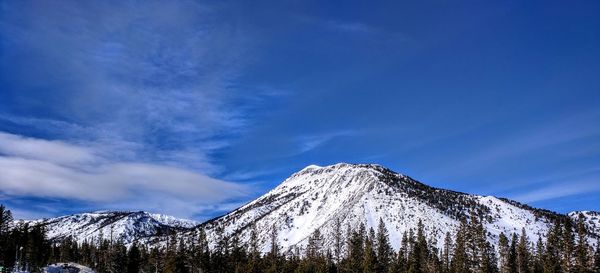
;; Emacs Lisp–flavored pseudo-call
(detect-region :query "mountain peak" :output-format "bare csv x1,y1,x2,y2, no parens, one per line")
293,163,402,179
200,164,599,254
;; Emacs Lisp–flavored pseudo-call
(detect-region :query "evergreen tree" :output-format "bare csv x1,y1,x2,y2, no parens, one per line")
517,228,531,273
562,220,575,273
347,223,366,273
247,224,261,273
390,231,409,273
510,233,518,273
307,229,324,260
174,238,190,273
574,214,590,273
375,218,392,273
333,218,344,270
127,243,142,273
451,220,469,273
363,228,377,273
0,204,13,265
499,233,511,273
593,243,600,273
266,223,281,273
442,232,452,273
470,215,495,273
408,220,428,273
532,237,544,273
544,221,563,273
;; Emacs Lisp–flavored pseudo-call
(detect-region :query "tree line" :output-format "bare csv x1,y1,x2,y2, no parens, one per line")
1,204,600,273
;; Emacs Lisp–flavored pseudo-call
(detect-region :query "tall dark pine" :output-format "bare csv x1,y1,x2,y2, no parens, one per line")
517,228,530,273
544,221,563,273
499,233,511,273
509,233,518,273
532,237,544,273
593,243,600,273
247,224,261,273
574,214,590,273
392,231,409,273
333,218,344,268
190,228,210,273
307,229,324,260
408,220,428,273
266,223,281,273
442,232,452,273
562,220,575,273
0,205,14,265
470,215,496,273
348,223,366,273
126,243,141,273
375,218,392,273
451,220,469,273
363,228,377,273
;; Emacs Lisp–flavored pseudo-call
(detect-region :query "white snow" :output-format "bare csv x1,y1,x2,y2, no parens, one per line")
198,163,599,253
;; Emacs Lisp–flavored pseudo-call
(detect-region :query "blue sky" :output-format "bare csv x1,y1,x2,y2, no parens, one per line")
1,0,599,220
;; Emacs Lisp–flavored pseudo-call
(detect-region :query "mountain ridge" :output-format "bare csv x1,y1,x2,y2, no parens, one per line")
12,163,600,251
196,163,598,252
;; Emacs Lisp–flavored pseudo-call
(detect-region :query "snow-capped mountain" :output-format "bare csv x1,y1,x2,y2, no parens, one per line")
199,163,599,253
16,211,198,245
13,163,599,251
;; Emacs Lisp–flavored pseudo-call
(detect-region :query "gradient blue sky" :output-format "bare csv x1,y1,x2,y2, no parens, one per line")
1,0,599,220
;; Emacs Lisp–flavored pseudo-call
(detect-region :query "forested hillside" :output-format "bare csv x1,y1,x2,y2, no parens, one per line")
2,204,600,273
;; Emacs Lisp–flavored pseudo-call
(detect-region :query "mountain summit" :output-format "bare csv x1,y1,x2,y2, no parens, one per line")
199,163,598,252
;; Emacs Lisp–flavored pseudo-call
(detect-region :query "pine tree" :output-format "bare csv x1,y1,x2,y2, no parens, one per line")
307,229,324,260
593,243,600,273
499,233,511,273
442,232,452,273
175,238,190,273
266,223,280,273
247,224,261,273
451,220,469,273
230,233,247,273
391,231,409,273
363,228,377,273
562,220,575,273
127,243,142,273
333,218,344,269
470,215,495,273
0,205,13,264
510,233,518,273
574,214,590,273
544,221,563,273
408,220,428,273
532,237,544,273
517,228,531,273
375,218,392,273
347,223,366,273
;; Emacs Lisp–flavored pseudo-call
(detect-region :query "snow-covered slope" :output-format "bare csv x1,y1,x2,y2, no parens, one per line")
569,211,600,239
198,163,597,253
16,211,198,245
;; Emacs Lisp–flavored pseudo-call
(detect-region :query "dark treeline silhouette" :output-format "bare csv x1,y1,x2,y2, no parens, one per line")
1,204,600,273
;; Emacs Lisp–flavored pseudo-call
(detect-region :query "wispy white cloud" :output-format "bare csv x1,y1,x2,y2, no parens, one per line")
296,130,356,153
0,0,262,174
511,178,600,203
434,109,600,178
0,132,249,219
0,132,97,165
